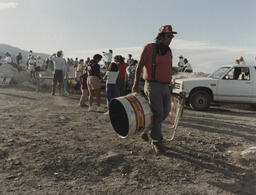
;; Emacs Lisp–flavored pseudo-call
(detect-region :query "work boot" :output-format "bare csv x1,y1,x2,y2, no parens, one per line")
151,140,166,154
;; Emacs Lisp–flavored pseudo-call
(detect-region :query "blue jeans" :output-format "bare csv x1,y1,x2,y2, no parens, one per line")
106,83,117,108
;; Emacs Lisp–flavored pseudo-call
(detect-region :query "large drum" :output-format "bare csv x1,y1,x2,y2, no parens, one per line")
109,93,153,138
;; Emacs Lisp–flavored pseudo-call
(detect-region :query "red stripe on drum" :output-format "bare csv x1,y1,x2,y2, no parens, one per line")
132,95,146,134
126,95,140,132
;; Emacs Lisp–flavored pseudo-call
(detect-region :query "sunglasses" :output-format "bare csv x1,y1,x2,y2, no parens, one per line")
166,34,174,39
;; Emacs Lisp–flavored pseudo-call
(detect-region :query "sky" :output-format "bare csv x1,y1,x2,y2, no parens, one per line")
0,0,256,72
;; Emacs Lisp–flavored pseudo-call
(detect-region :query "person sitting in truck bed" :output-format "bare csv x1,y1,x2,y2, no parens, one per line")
182,58,193,73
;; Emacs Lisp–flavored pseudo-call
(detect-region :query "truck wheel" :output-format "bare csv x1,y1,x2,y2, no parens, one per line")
189,90,211,111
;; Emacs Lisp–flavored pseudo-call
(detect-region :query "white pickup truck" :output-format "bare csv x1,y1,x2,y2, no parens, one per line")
172,65,256,110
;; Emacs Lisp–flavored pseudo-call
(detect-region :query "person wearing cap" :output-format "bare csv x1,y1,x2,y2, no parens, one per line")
132,25,177,154
177,55,184,72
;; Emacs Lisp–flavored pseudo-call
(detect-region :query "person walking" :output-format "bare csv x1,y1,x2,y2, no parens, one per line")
102,62,119,115
87,54,103,112
132,25,177,154
51,51,66,96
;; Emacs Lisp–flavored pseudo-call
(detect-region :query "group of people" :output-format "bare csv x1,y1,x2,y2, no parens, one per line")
234,56,246,65
177,55,193,72
0,25,185,154
78,52,138,114
0,25,212,154
0,52,23,71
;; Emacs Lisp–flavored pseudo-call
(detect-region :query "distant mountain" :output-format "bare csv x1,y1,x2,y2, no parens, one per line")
0,43,49,62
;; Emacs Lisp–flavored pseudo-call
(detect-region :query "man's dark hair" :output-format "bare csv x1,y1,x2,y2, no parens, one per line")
109,49,113,53
114,55,124,63
93,54,102,61
57,51,62,57
108,62,118,72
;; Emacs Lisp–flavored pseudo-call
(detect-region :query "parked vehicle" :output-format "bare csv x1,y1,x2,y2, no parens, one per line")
172,65,256,110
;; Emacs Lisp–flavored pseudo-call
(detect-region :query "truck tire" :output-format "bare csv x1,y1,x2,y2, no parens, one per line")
189,90,211,111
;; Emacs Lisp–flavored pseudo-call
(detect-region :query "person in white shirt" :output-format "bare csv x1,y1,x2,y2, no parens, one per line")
102,49,113,69
103,62,119,115
239,56,246,65
51,51,66,95
177,55,184,72
28,56,36,79
4,53,13,64
182,58,193,73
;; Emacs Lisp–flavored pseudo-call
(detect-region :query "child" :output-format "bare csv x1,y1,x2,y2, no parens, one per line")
79,67,88,107
103,62,119,115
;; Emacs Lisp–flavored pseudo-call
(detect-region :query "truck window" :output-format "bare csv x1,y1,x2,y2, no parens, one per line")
223,67,250,80
209,67,230,79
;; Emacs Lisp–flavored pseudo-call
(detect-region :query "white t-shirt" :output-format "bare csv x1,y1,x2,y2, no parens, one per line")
4,56,12,64
53,57,66,70
28,59,36,71
184,63,192,71
240,61,246,65
103,52,112,63
178,59,184,67
105,71,119,84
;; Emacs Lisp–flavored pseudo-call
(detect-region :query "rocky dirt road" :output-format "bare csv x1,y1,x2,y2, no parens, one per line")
0,84,256,194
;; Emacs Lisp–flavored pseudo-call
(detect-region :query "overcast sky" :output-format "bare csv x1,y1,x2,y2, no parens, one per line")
0,0,256,72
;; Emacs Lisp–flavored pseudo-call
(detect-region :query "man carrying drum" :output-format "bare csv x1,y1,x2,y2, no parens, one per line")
132,25,177,154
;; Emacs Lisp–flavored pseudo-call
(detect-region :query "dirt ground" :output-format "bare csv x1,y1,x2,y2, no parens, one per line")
0,84,256,195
